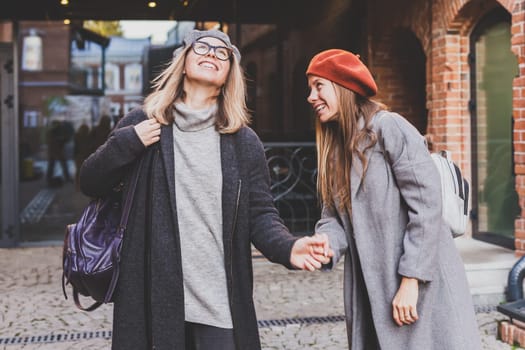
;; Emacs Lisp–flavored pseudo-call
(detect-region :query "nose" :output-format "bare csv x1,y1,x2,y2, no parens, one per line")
307,88,317,104
205,48,217,59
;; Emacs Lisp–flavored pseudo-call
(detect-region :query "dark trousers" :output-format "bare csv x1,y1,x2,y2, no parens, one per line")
47,156,71,182
184,322,235,350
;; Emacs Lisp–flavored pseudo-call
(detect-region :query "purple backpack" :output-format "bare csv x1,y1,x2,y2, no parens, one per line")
62,160,142,311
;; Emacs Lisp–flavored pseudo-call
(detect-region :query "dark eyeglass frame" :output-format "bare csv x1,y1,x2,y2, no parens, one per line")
191,41,232,61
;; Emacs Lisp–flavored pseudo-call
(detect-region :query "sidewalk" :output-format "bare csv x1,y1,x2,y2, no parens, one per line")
0,245,519,349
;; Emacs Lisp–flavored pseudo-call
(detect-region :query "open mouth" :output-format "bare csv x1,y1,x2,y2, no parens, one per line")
199,61,218,70
315,104,326,113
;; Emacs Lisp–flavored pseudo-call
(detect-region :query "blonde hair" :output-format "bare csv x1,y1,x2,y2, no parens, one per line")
143,45,250,133
316,84,385,212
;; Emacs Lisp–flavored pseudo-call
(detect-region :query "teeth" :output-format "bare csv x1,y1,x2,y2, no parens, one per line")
200,62,216,69
315,105,325,112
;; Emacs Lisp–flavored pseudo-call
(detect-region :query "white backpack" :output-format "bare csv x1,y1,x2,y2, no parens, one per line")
430,150,470,237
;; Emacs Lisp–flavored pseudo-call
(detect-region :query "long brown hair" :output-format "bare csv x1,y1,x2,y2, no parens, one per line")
316,83,385,211
143,45,250,133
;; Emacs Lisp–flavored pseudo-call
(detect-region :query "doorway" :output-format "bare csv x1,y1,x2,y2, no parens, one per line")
470,8,519,248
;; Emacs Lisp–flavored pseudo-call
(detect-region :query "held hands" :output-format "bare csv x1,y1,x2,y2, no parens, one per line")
290,233,334,271
134,119,161,147
392,277,419,326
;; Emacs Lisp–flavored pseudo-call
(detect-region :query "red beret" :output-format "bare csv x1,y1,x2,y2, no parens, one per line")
306,49,377,97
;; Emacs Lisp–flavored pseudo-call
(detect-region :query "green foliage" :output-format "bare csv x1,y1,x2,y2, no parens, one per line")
83,21,123,37
43,96,69,117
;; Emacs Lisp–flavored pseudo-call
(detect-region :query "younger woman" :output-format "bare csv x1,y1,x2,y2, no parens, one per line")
307,49,481,349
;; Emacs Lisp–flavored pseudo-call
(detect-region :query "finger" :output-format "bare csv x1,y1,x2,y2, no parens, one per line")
152,132,161,140
314,233,332,258
311,245,325,255
410,306,419,321
310,253,330,264
305,237,324,250
147,126,161,135
309,234,329,256
147,118,160,126
305,256,322,270
309,234,326,245
402,307,414,324
303,259,315,271
320,233,331,256
399,313,405,324
392,306,402,327
140,119,155,128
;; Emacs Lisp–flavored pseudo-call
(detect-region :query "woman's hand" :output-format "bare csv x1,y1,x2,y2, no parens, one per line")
290,233,334,271
134,118,161,146
392,277,419,326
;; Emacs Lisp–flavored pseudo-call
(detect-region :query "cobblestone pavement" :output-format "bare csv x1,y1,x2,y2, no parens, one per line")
0,246,519,349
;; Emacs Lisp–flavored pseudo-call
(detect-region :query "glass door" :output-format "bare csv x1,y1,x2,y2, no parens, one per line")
470,9,519,248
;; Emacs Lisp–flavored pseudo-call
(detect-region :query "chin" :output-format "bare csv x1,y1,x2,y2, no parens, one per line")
188,71,224,85
319,115,336,123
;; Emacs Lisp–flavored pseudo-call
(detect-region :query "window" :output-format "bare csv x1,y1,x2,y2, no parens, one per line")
105,63,120,91
125,63,142,93
22,29,43,71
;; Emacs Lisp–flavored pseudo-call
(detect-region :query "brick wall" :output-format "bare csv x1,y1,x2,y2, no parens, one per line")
236,0,525,249
370,29,428,134
510,0,525,254
367,0,525,248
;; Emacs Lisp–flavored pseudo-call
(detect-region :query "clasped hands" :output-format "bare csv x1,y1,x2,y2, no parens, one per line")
290,233,334,271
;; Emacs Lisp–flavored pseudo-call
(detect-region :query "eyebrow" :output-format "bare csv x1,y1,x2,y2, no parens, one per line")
196,39,228,47
308,77,321,87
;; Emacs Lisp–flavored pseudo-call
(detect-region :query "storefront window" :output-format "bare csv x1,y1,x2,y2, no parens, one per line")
22,29,43,71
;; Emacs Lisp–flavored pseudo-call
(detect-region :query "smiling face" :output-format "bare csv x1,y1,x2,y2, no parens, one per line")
184,36,231,88
307,75,339,123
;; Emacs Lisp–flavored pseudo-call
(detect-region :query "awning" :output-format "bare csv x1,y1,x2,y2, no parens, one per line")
3,0,324,23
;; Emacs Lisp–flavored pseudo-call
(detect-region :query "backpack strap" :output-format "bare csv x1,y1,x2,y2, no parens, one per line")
102,156,145,303
73,288,103,311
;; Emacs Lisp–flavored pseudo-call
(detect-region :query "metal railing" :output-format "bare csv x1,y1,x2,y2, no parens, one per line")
264,142,319,236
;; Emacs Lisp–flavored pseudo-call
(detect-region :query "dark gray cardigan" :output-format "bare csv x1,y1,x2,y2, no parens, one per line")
79,108,298,349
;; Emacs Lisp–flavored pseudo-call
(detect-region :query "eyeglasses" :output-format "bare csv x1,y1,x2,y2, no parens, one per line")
192,41,232,61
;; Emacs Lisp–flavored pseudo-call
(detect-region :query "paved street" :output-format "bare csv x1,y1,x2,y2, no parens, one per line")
0,246,519,349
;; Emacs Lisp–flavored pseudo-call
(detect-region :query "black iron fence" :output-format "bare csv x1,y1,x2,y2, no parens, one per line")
264,142,319,236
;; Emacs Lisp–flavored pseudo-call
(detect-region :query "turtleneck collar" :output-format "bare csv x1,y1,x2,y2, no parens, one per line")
173,102,218,132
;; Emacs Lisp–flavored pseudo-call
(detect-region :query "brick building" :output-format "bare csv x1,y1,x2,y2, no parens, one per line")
0,0,524,254
231,0,525,253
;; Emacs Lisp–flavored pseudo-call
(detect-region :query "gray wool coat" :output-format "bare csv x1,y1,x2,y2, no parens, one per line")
316,111,482,349
79,108,298,350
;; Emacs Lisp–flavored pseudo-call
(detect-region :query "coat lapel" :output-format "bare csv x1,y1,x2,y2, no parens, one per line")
351,117,374,200
220,133,240,245
350,151,372,200
159,124,179,225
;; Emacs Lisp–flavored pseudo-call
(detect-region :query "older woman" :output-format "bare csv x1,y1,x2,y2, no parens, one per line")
80,29,331,350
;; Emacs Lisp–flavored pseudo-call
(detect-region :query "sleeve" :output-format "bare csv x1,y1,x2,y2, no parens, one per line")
79,111,147,198
380,113,442,282
315,204,348,270
244,129,299,269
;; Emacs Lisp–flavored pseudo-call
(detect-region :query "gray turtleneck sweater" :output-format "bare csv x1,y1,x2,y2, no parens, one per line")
172,101,232,329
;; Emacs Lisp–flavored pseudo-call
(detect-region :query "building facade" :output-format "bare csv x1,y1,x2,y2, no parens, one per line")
231,0,525,253
0,0,524,253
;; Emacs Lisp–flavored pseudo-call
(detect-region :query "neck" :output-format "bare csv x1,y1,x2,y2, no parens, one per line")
183,79,221,110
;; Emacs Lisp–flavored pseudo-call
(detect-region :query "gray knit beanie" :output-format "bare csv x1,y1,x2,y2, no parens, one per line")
173,29,241,62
